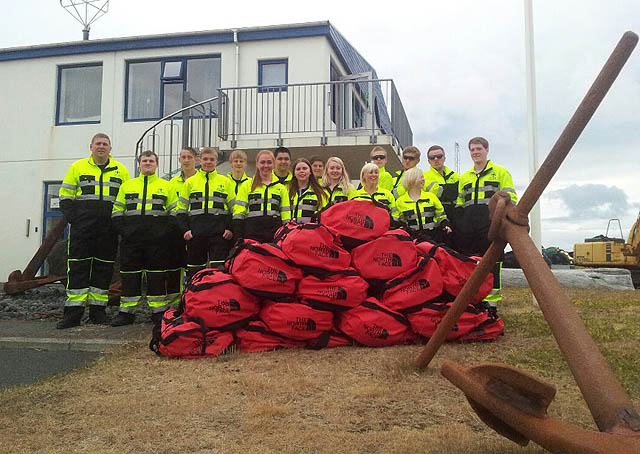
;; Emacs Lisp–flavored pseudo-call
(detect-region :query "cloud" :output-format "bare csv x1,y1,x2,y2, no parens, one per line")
547,184,630,220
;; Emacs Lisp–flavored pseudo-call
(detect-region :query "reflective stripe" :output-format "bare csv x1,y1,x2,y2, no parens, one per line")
66,287,89,295
113,201,126,208
148,197,167,205
103,195,116,202
112,211,124,217
147,295,168,303
280,206,290,212
60,196,75,201
234,200,248,207
64,300,86,307
295,216,313,223
426,182,437,192
76,194,102,201
103,181,122,188
121,296,142,304
88,287,109,295
86,299,107,306
175,208,187,215
61,183,77,190
151,304,169,313
179,196,189,205
167,201,177,211
233,214,245,220
246,211,279,218
126,198,144,204
462,198,491,208
503,187,516,194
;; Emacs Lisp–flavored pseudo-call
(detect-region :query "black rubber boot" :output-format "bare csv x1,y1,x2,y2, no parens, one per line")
487,306,498,319
88,305,109,325
56,306,84,329
111,311,135,327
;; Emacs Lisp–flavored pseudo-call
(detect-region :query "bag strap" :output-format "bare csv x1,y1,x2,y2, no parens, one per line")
360,300,409,326
383,258,428,290
186,278,236,293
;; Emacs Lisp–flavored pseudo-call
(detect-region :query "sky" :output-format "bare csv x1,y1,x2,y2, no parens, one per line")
3,0,640,250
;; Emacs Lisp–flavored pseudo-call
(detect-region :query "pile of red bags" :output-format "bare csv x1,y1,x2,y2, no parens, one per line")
155,200,504,358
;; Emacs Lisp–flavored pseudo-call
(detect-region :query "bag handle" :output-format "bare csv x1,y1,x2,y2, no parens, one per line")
361,300,409,326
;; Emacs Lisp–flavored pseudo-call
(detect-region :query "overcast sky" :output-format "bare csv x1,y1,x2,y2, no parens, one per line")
3,0,640,249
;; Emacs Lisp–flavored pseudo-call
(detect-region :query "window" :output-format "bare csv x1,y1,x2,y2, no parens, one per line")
125,55,221,121
56,64,103,125
258,59,288,92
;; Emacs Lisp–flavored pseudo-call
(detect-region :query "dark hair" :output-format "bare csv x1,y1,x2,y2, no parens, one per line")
274,146,291,158
138,150,158,163
468,137,489,150
309,155,324,165
427,145,444,155
289,158,326,205
180,146,197,157
91,133,111,145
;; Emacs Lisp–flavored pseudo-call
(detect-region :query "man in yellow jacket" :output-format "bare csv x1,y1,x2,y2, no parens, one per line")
57,133,129,329
456,137,517,317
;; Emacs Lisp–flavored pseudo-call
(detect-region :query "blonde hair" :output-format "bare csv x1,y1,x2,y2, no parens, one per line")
401,167,423,191
229,149,247,162
321,156,353,192
360,163,379,185
370,145,387,158
200,147,218,159
251,150,275,191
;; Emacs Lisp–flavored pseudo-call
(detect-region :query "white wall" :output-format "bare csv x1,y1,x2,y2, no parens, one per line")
0,35,335,279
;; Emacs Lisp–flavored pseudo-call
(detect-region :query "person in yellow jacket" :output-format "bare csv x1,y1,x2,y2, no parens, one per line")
391,146,421,199
166,146,198,306
288,158,327,223
57,133,130,329
176,147,234,279
396,167,452,243
227,149,250,204
423,145,460,222
457,137,517,318
367,146,394,191
233,149,291,242
321,156,355,205
272,146,293,184
111,150,177,326
350,163,399,222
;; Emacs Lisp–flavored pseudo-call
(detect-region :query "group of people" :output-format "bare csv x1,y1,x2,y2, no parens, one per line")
56,133,516,331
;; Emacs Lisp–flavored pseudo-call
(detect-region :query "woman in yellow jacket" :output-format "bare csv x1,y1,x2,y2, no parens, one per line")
349,162,399,222
321,156,355,205
288,158,327,223
232,150,291,242
395,167,452,244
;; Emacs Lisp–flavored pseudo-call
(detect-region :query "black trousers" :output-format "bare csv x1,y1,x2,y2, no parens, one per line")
185,235,232,280
166,228,187,305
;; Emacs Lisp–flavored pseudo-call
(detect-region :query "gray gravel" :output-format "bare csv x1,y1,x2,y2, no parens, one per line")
0,283,153,323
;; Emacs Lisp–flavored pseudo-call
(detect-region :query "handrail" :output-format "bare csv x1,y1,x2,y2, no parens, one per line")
219,78,394,91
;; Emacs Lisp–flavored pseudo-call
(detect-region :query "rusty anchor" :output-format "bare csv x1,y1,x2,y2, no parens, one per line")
416,31,640,454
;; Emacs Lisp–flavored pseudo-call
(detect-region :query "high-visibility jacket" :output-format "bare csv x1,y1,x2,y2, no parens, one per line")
112,173,177,240
228,172,250,196
391,169,406,198
272,171,293,185
290,187,326,223
233,179,291,236
176,169,234,237
378,166,394,192
167,172,197,211
59,156,130,224
349,187,398,219
324,184,355,205
396,190,448,233
424,166,459,206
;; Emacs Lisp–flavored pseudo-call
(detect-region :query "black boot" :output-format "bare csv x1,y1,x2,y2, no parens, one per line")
150,311,165,350
56,306,84,329
111,311,135,327
88,305,109,325
487,306,498,319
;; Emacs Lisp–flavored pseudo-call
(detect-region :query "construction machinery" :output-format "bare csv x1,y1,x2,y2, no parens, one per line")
573,210,640,287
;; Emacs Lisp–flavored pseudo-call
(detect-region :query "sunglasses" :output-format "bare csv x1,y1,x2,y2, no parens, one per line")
428,154,444,160
402,155,418,160
370,155,386,160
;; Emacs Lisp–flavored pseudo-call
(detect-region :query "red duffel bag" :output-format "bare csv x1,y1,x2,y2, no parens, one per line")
273,220,299,246
297,269,368,311
236,320,304,352
351,229,418,282
306,329,352,349
226,239,303,298
338,298,415,347
279,223,351,272
153,309,234,359
403,300,489,341
319,199,391,249
260,299,334,341
416,241,493,303
381,256,444,312
458,316,505,342
181,269,260,330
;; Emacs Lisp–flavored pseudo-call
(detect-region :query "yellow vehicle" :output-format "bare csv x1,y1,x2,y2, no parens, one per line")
573,211,640,287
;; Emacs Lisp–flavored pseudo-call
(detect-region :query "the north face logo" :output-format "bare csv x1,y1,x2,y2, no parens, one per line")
363,323,389,339
318,286,347,300
258,266,288,283
286,317,316,331
400,279,430,295
373,253,402,267
346,213,374,229
309,243,340,259
208,299,241,313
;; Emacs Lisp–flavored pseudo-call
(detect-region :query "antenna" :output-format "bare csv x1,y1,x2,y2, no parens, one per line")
60,0,109,41
454,141,460,174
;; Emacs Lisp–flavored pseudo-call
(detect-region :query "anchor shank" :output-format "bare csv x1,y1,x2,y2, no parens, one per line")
506,222,638,433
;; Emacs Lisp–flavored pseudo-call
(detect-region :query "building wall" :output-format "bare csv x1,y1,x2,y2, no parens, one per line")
0,35,332,279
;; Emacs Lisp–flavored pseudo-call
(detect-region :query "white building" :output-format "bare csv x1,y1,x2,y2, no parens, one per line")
0,20,412,279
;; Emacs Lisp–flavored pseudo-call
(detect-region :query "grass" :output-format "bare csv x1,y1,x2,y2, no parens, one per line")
0,287,638,453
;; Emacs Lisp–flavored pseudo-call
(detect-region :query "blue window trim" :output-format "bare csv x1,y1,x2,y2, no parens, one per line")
55,62,103,126
258,58,288,93
124,53,221,122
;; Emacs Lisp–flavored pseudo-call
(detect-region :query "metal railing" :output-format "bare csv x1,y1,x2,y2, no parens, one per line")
134,96,220,176
218,78,412,150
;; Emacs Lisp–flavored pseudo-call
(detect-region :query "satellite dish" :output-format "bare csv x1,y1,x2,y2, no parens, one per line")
60,0,109,41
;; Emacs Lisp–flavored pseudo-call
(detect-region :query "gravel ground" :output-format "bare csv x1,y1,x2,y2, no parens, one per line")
0,284,152,323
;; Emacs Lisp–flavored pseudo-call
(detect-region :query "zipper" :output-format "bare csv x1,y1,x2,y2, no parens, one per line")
141,175,148,215
415,200,423,230
204,172,210,214
99,167,104,201
295,187,309,219
263,184,269,216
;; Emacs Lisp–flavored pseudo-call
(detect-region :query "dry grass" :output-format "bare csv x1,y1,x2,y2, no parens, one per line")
1,287,638,454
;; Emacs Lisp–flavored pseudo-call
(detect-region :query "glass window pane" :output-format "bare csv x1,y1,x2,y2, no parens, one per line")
261,63,286,86
127,61,161,120
58,65,102,123
163,83,184,116
163,61,183,79
186,57,221,103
